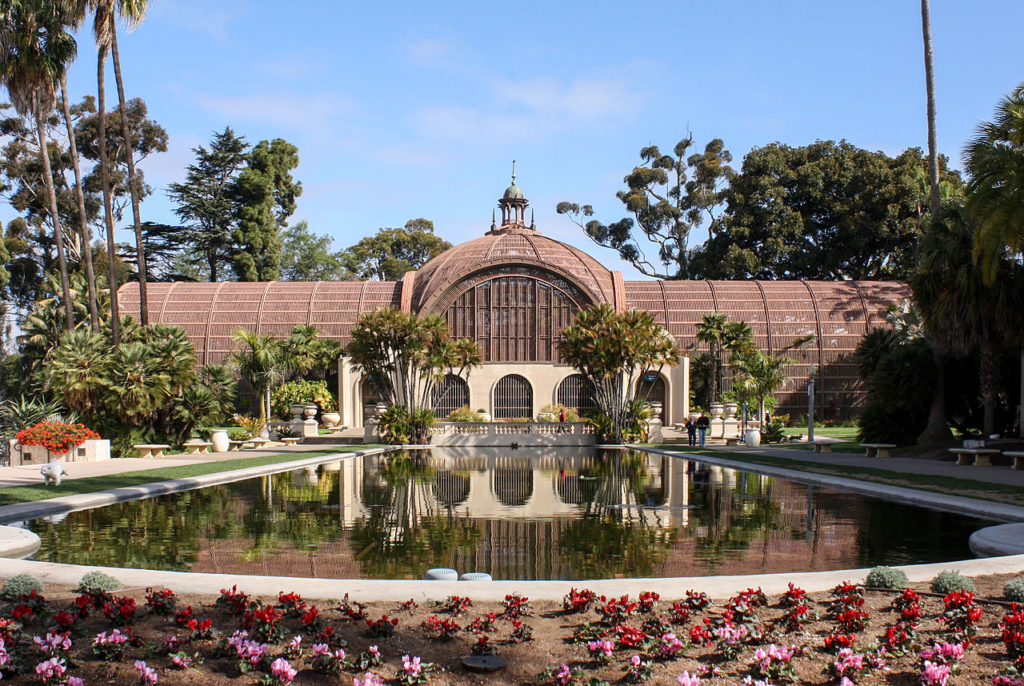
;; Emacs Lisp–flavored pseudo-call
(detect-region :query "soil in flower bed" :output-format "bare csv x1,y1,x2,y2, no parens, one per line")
2,572,1022,685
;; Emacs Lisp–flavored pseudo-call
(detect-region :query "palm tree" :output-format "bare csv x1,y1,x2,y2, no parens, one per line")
732,350,789,431
45,328,109,413
91,0,121,345
695,313,728,404
104,0,149,324
966,82,1024,281
0,0,77,330
921,0,940,215
230,328,287,423
59,71,100,331
912,201,1023,436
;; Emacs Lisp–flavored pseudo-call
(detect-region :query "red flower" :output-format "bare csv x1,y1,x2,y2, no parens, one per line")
16,421,99,454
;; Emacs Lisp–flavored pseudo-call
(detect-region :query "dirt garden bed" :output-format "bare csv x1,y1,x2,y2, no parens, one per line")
0,572,1022,685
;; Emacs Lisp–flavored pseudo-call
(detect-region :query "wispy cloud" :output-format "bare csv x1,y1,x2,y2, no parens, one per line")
193,91,355,135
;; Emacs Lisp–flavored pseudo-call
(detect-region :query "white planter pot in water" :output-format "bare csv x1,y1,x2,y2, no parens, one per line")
210,429,230,453
744,428,761,447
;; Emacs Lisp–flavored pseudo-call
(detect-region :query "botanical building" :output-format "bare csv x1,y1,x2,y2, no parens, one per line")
121,179,907,427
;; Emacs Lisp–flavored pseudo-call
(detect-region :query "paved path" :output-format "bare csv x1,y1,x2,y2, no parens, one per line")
0,443,337,489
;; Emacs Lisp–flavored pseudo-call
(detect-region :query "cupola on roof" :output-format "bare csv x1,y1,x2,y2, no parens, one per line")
408,172,616,313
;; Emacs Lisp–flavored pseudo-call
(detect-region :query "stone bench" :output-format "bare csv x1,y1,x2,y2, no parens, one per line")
248,438,269,449
134,444,170,458
227,440,249,451
999,451,1024,470
949,447,1001,466
182,440,212,454
810,438,843,453
280,437,301,446
724,436,743,446
862,443,897,458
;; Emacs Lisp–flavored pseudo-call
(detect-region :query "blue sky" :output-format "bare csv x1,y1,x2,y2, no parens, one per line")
54,0,1024,278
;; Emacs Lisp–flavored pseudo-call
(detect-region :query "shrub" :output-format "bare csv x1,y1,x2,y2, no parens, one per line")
1,573,43,600
539,404,581,422
271,380,337,420
77,571,123,593
232,414,265,438
16,420,99,454
1005,576,1024,603
761,420,785,443
227,428,250,441
865,566,909,589
378,405,434,444
447,406,485,423
930,570,975,595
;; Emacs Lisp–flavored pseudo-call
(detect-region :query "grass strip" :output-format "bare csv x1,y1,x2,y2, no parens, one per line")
653,444,1024,506
0,447,378,506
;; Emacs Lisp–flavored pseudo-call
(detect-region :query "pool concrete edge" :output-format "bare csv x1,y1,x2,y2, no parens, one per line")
0,444,1020,601
637,446,1024,558
0,447,393,526
0,554,1022,602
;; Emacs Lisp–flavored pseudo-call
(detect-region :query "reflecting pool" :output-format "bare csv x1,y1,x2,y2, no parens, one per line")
25,448,992,580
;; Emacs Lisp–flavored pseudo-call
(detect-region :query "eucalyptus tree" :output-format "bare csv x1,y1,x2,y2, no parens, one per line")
557,137,733,279
0,0,77,329
559,305,680,443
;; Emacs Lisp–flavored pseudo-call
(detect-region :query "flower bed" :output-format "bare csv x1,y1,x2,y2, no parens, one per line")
0,575,1021,685
15,422,99,456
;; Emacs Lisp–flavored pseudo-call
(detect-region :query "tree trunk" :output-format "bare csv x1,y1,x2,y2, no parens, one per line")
97,46,121,346
921,0,940,215
34,107,74,331
61,76,100,332
109,20,148,325
979,342,1000,438
918,342,953,444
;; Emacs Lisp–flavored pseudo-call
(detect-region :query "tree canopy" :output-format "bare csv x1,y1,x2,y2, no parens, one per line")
340,219,449,281
557,137,733,280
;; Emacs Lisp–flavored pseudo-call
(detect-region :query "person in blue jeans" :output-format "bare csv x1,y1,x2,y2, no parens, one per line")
695,411,710,447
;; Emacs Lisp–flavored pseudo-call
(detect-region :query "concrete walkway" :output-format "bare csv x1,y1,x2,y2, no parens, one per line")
0,443,339,489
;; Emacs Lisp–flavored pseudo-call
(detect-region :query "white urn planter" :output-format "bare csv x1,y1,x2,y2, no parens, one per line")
321,412,341,428
477,410,491,422
210,429,230,453
744,428,762,447
303,404,318,420
723,402,738,419
710,403,725,419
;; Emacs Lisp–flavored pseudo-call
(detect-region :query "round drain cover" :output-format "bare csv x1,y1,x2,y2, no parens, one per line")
461,655,507,673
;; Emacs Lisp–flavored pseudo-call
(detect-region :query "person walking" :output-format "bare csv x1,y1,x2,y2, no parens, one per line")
686,418,697,447
695,411,710,448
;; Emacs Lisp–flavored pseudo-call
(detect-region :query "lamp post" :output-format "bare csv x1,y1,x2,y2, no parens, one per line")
807,365,817,443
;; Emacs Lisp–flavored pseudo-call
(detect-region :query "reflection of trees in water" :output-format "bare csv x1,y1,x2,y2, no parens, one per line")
686,467,784,568
349,452,480,578
558,450,676,579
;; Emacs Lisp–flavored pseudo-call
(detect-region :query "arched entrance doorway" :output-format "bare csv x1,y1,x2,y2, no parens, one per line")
636,373,667,423
431,374,469,419
556,373,597,415
493,374,533,419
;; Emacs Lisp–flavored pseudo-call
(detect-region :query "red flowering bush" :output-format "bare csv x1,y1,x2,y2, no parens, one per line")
940,590,983,643
562,587,596,613
1001,603,1024,658
16,420,99,454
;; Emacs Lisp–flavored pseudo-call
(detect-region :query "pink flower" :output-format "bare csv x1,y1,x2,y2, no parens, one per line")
68,678,84,686
588,639,614,657
921,660,951,686
402,654,423,677
354,673,384,686
840,678,856,686
134,660,158,686
270,658,297,684
35,657,67,680
677,671,701,686
312,643,331,656
631,654,642,666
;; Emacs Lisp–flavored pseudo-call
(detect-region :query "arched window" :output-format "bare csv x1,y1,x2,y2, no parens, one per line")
431,374,469,418
493,374,533,419
445,271,584,362
556,374,597,415
636,374,666,422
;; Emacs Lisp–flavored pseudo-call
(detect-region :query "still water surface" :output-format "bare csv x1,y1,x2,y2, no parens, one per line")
26,448,991,580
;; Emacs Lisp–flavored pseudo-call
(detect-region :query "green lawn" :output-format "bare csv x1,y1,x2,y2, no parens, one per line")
782,425,859,451
0,447,379,507
655,444,1024,507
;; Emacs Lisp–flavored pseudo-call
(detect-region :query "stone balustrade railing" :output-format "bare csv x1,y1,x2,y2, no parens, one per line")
429,421,596,446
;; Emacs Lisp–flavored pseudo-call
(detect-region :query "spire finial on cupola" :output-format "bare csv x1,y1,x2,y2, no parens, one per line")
530,208,535,230
491,209,496,230
498,161,528,228
511,159,516,186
